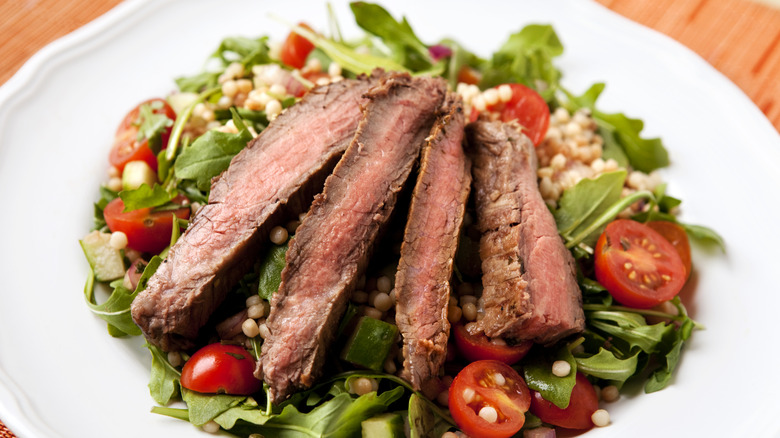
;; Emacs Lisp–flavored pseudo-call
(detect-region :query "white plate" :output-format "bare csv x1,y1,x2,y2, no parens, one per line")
1,0,779,436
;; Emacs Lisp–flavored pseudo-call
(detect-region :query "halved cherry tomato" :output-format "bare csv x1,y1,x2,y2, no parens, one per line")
529,372,598,430
594,219,686,309
469,83,550,146
647,220,692,278
103,196,190,254
109,98,176,173
449,360,531,438
180,343,262,395
279,23,316,69
452,323,532,365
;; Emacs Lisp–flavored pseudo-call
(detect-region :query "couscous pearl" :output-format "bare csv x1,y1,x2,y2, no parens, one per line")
246,294,261,307
601,385,620,402
449,296,458,307
376,276,393,293
490,337,507,346
462,303,478,321
285,220,300,234
201,108,215,122
258,322,271,339
107,177,123,192
483,88,499,106
202,421,220,434
458,283,474,296
242,318,260,338
383,358,397,374
222,80,238,97
109,231,128,250
247,303,266,319
328,62,342,77
497,84,513,102
269,226,288,244
269,83,287,96
591,409,610,427
352,290,368,304
167,351,183,367
248,434,264,438
552,360,571,377
462,387,475,403
478,406,498,423
436,389,449,406
306,58,323,72
107,166,120,178
472,95,486,112
459,295,477,306
236,79,253,94
265,99,283,119
363,306,383,320
447,305,462,323
350,377,375,395
493,372,506,386
373,292,393,312
442,432,459,438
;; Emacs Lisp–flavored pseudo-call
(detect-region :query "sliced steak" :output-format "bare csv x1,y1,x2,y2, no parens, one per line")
465,120,584,345
259,72,447,404
394,94,471,394
131,73,381,352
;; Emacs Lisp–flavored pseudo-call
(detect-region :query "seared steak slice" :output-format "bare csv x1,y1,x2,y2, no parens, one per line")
131,73,380,352
465,120,584,345
259,72,447,404
394,94,471,394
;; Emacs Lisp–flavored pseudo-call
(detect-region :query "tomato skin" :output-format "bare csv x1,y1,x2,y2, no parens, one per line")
530,373,598,430
103,197,190,254
452,323,532,365
109,98,176,173
180,343,263,395
469,83,550,146
647,220,692,278
594,219,686,309
449,360,530,438
279,23,316,69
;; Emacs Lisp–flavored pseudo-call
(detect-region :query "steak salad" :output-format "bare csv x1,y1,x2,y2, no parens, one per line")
81,3,723,437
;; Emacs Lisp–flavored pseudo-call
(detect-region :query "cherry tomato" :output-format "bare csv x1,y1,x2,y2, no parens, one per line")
180,343,263,395
457,66,482,85
109,98,176,173
529,373,598,430
452,323,532,365
279,23,316,69
470,83,550,146
103,196,190,254
449,360,530,438
594,219,686,309
647,220,692,278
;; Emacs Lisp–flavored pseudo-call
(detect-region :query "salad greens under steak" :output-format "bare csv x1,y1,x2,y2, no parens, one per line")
81,3,724,437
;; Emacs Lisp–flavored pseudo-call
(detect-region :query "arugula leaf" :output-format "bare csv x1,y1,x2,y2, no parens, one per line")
119,184,175,211
175,36,271,92
174,111,253,191
563,84,669,172
479,24,563,99
93,186,118,230
182,389,245,427
350,2,432,71
588,310,675,354
147,344,181,405
136,101,174,154
409,393,451,438
523,346,577,409
257,242,289,301
574,348,638,387
645,316,694,392
554,170,626,247
440,38,482,89
681,223,726,251
83,273,141,337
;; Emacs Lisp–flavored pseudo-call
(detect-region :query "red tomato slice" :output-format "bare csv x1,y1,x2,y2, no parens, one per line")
469,83,550,146
453,324,532,365
594,219,686,309
530,373,598,430
647,220,692,279
103,197,190,254
279,23,316,69
180,343,263,395
449,360,530,438
109,98,176,173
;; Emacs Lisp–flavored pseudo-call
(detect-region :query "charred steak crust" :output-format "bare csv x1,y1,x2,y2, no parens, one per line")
394,94,471,394
259,72,447,404
465,120,585,345
131,73,381,352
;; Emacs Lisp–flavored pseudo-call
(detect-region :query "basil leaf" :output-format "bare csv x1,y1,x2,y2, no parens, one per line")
257,242,289,301
523,346,577,409
119,184,175,211
147,344,181,405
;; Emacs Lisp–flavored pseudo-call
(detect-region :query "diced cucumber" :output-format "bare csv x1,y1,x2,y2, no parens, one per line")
80,230,125,281
122,160,157,190
362,413,405,438
341,316,398,371
166,92,198,115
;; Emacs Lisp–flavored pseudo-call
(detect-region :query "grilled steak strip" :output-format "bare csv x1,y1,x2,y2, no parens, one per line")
131,73,380,352
465,120,584,345
394,94,471,394
259,73,447,404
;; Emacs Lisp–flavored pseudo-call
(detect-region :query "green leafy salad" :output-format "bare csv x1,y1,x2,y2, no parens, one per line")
81,2,724,437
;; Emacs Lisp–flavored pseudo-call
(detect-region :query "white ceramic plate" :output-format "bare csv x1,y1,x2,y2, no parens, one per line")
2,0,779,436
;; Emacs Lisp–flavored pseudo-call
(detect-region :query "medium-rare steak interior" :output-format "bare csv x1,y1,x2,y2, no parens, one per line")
258,72,447,404
394,94,471,395
465,119,585,345
131,73,380,352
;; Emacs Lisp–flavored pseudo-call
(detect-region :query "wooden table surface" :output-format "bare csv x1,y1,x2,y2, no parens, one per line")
1,0,778,435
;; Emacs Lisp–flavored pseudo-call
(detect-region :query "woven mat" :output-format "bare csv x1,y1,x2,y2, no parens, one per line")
0,424,15,438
